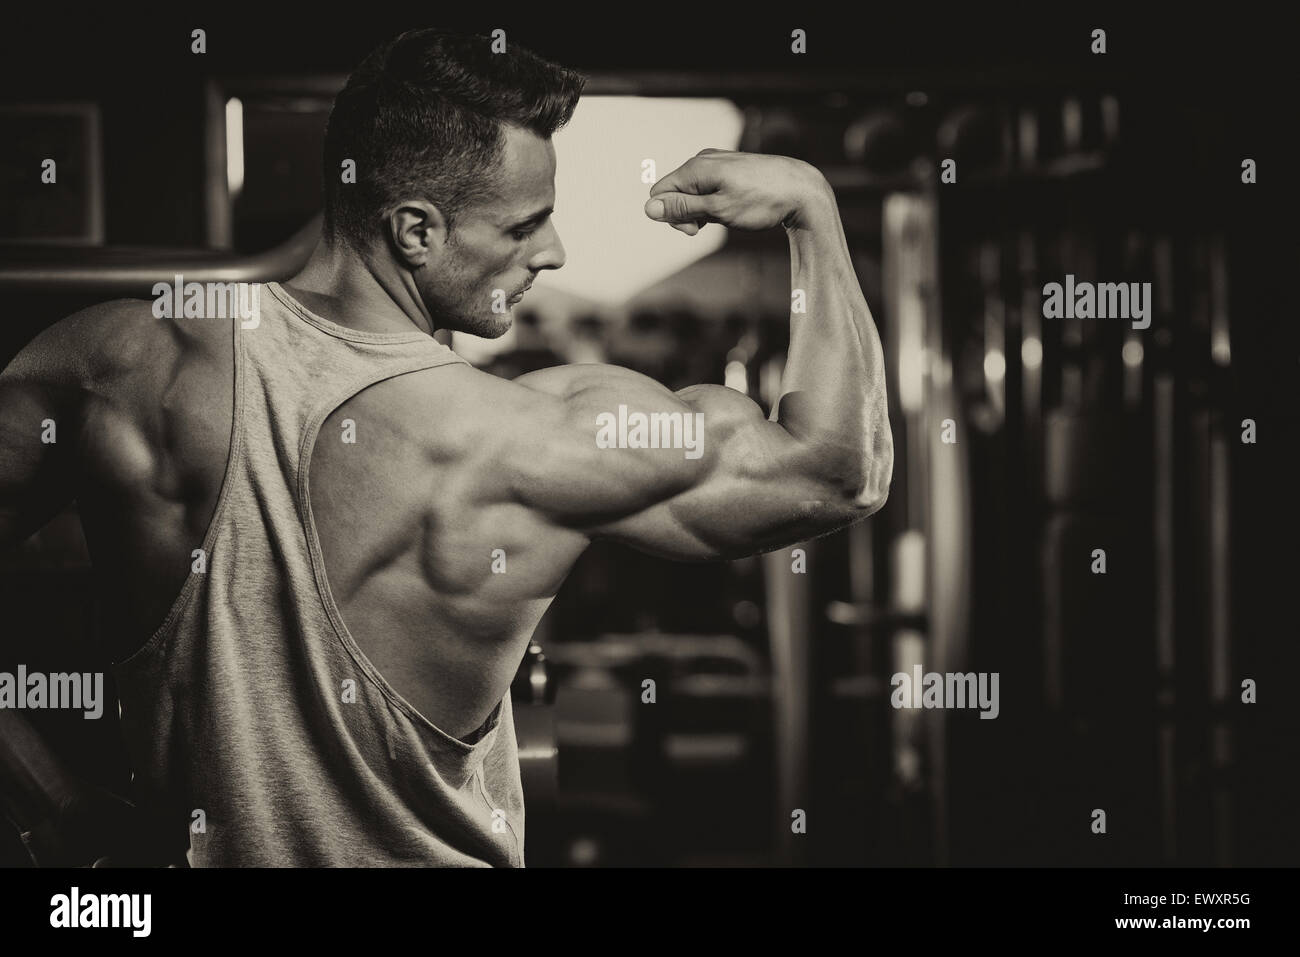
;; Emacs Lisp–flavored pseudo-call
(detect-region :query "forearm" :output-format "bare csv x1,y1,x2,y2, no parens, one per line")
773,178,893,506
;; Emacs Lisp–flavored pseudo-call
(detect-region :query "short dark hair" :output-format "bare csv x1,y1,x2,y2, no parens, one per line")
322,29,585,248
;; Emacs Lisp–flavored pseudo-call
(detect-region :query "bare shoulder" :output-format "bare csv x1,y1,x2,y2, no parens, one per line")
396,360,667,414
512,361,665,399
5,298,233,474
404,361,669,453
368,361,613,507
383,359,569,456
5,298,192,392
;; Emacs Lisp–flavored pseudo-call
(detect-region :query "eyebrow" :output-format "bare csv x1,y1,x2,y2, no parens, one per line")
506,206,553,231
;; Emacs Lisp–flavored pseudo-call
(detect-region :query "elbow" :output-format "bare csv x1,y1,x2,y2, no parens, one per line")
792,419,894,530
821,472,889,529
847,481,889,519
847,426,894,516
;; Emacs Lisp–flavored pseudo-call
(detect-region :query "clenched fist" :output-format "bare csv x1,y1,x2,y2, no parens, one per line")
643,149,833,235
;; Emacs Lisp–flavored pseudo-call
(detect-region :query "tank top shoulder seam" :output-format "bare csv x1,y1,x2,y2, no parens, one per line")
266,281,463,347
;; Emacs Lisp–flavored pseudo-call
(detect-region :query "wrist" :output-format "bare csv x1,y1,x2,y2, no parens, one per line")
783,165,837,232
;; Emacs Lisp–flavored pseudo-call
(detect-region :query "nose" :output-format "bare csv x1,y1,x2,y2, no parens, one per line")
529,219,566,272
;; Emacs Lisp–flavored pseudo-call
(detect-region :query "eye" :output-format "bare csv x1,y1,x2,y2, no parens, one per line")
511,226,537,242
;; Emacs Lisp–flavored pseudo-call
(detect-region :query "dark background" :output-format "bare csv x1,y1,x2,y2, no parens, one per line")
0,7,1296,867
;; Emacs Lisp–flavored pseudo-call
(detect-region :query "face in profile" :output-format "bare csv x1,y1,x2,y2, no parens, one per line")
417,124,567,338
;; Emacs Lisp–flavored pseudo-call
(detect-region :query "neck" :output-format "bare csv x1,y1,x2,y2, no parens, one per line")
284,237,437,337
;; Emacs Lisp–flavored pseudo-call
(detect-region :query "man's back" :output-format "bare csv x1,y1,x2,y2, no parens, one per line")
32,283,562,865
56,285,579,725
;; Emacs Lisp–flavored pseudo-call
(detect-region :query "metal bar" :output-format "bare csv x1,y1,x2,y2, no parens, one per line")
762,547,811,866
0,214,322,294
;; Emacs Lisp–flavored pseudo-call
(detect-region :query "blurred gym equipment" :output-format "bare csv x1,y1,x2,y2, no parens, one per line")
2,49,1289,866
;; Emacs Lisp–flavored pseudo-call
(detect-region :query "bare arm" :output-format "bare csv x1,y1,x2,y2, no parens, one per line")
0,306,158,864
492,150,892,561
0,317,85,547
0,317,88,860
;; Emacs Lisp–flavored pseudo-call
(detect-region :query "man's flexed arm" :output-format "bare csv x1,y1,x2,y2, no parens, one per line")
497,150,891,561
646,149,893,512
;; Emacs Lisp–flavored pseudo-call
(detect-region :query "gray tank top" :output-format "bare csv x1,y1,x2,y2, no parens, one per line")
110,282,525,867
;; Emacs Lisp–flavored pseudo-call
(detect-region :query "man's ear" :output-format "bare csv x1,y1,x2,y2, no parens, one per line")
387,199,449,267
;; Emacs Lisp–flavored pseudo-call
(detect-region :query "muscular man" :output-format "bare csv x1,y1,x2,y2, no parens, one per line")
0,29,892,866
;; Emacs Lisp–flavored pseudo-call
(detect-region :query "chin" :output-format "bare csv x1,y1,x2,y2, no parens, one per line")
451,311,514,340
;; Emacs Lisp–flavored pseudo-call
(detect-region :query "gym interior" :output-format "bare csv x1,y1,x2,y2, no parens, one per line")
1,13,1293,867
